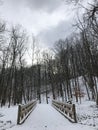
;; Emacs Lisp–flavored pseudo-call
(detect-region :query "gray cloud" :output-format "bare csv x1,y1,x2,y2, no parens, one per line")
37,19,75,48
25,0,63,13
4,0,63,13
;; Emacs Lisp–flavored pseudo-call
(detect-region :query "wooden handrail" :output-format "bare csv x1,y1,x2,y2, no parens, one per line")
52,100,77,123
17,100,37,124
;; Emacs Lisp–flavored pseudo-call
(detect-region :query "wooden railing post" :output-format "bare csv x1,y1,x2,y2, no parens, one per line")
17,104,21,124
73,104,77,123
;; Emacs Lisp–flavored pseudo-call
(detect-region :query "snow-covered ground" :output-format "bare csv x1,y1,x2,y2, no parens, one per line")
0,106,18,130
76,100,98,129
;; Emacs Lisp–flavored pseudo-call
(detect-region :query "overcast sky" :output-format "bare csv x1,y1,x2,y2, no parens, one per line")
0,0,79,48
0,0,91,64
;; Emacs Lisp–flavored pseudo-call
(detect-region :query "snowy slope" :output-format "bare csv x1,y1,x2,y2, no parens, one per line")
76,100,98,129
0,106,18,130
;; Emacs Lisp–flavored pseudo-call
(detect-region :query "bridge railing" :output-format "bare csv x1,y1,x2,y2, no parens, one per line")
52,100,77,123
17,100,37,124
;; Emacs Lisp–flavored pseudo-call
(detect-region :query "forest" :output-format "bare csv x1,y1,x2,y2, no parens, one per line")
0,0,98,107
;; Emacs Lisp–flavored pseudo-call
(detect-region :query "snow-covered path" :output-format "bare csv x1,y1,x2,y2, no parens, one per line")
8,104,94,130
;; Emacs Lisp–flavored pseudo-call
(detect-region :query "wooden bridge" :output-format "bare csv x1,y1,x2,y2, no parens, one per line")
8,100,93,130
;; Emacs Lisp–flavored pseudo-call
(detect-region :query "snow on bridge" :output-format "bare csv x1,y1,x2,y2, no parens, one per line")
8,104,93,130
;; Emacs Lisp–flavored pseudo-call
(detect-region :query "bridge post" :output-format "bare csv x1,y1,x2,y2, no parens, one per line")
73,104,77,123
17,104,21,124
